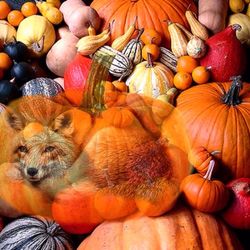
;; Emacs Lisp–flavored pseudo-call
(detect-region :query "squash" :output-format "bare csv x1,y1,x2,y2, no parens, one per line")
78,205,243,250
126,56,174,98
16,15,56,57
21,77,64,97
60,0,101,38
46,32,79,77
176,76,250,180
186,36,207,59
91,0,197,48
0,20,16,44
180,160,229,212
64,54,92,106
0,216,73,249
0,163,52,217
198,0,229,34
228,13,250,46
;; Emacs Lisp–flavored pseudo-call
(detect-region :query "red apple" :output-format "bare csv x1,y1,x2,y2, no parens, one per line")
222,178,250,229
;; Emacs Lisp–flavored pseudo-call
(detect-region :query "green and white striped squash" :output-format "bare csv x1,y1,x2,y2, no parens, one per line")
95,46,133,79
126,61,174,98
0,216,73,250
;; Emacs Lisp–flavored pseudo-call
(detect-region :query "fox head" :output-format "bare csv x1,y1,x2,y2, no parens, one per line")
3,108,80,184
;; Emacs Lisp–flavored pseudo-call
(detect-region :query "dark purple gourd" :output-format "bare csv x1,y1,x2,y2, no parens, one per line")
5,0,35,10
4,40,29,62
21,77,64,97
0,80,21,104
10,62,35,87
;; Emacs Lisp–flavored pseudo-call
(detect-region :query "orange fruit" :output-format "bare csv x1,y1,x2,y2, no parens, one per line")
142,44,160,61
176,56,199,73
0,52,12,70
0,1,11,19
192,66,210,84
141,28,162,45
173,71,193,90
21,2,38,17
7,10,24,27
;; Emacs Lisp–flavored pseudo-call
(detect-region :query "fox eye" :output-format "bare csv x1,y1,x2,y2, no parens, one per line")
17,146,28,153
44,146,55,153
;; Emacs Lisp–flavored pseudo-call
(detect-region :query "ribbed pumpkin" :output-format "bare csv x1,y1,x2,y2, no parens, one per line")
78,205,243,250
0,216,73,249
126,60,174,98
91,0,197,48
176,77,250,180
0,163,52,217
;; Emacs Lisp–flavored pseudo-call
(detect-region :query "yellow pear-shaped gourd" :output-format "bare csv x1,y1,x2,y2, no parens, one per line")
16,15,56,57
0,20,16,44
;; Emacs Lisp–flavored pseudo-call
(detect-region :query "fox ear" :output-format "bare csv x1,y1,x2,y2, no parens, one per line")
53,111,74,137
3,108,24,131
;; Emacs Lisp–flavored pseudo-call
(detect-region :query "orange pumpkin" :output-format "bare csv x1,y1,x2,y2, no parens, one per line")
177,77,250,180
77,205,243,250
0,163,52,217
91,0,197,48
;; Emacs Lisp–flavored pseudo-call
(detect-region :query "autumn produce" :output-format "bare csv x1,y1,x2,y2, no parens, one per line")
222,178,250,229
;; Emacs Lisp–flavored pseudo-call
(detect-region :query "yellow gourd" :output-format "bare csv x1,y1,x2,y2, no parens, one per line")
46,0,61,8
36,1,63,25
229,0,245,13
0,20,16,44
247,3,250,16
16,15,56,57
228,13,250,46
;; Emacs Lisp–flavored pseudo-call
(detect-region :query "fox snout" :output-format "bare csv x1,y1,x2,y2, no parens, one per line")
26,167,39,177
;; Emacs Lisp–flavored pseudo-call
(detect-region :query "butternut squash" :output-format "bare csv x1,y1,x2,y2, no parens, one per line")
198,0,229,34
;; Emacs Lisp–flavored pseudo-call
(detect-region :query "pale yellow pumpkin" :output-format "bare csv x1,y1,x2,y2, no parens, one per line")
126,61,174,98
16,15,56,57
0,21,16,44
228,13,250,46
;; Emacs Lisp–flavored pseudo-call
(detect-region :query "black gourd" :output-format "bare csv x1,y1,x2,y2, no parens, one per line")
5,0,35,10
0,80,21,104
4,40,29,62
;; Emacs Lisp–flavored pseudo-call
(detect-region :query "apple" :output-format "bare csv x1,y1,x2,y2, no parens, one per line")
222,178,250,229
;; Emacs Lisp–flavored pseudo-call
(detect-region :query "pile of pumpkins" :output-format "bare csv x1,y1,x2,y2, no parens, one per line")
0,0,250,249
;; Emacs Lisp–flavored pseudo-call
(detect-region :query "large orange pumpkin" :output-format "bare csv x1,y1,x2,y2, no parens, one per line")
77,204,243,250
176,77,250,180
91,0,197,48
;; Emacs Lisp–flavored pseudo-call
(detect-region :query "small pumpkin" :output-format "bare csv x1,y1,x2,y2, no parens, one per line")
176,76,250,180
78,205,243,250
180,160,229,212
0,216,73,249
0,20,16,44
126,55,174,98
188,146,220,175
16,15,56,57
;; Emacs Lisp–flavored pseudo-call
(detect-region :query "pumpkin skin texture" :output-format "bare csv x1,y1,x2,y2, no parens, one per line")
77,205,243,250
91,0,197,48
176,80,250,180
0,216,73,249
64,54,92,106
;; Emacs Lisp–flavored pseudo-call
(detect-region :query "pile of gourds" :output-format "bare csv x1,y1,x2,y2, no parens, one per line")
0,0,250,249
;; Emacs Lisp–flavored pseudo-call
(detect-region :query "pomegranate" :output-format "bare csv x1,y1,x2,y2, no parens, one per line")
222,178,250,229
200,24,247,82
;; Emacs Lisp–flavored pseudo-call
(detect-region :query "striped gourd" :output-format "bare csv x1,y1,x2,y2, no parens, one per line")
0,216,73,250
126,61,174,98
122,29,144,65
94,46,133,79
159,47,177,72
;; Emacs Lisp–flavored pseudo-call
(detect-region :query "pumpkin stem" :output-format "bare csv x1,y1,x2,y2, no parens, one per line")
135,28,144,42
146,52,153,68
222,76,243,106
203,160,215,180
243,183,250,194
210,150,220,156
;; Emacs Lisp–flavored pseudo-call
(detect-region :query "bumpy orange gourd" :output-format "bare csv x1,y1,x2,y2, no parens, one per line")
77,205,243,250
177,77,250,180
91,0,197,48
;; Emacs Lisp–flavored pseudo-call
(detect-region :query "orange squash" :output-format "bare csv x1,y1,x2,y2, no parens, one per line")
91,0,197,48
78,205,243,250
